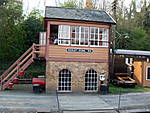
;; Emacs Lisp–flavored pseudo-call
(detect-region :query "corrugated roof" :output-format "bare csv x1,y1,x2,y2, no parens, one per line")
114,49,150,56
45,6,116,24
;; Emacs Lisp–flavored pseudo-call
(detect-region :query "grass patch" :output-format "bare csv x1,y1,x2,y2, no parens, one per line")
109,83,150,94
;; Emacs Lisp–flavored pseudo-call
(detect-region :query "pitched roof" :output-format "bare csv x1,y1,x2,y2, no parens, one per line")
45,6,116,24
110,49,150,56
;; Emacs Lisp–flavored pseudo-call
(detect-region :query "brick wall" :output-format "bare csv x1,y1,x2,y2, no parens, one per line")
46,61,108,93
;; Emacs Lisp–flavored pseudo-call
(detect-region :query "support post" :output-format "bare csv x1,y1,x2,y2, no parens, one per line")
32,43,36,60
0,75,2,90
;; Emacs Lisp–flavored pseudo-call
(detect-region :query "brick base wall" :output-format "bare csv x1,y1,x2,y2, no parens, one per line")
46,61,108,93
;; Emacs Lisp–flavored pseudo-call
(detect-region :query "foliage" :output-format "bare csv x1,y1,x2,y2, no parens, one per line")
116,27,150,51
111,0,150,51
0,0,149,62
0,0,43,61
22,9,43,49
0,0,25,60
109,83,150,94
59,0,81,8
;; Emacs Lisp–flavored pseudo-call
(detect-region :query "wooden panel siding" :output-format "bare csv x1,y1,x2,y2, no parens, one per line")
134,61,143,86
48,45,109,62
39,46,46,57
48,20,110,28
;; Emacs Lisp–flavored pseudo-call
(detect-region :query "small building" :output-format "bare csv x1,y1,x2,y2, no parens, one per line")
134,61,150,87
111,49,150,87
43,7,116,93
112,49,150,74
0,6,116,92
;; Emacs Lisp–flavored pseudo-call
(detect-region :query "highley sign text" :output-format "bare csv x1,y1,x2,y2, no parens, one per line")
66,48,93,53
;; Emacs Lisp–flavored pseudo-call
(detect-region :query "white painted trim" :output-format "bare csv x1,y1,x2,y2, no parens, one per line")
57,25,109,48
105,11,116,24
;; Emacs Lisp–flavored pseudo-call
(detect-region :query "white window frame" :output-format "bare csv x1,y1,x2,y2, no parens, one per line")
57,69,72,92
85,69,98,92
58,25,109,48
99,28,109,47
146,66,150,80
70,26,89,47
58,25,70,46
89,27,109,47
79,26,89,46
70,26,80,46
89,27,99,47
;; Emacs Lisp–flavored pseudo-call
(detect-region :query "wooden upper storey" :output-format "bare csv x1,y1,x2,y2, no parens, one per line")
41,19,111,63
41,7,116,63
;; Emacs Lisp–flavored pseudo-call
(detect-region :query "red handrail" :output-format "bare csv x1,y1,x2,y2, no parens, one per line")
1,46,33,79
0,44,45,90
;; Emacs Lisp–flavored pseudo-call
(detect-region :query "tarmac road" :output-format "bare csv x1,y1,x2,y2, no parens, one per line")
0,85,150,113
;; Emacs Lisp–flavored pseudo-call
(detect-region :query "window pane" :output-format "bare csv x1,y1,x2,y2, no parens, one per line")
95,28,98,33
71,26,80,45
81,27,84,32
90,27,99,46
71,26,75,32
95,34,98,39
76,27,79,32
99,28,109,47
91,34,94,39
91,28,94,33
58,25,70,45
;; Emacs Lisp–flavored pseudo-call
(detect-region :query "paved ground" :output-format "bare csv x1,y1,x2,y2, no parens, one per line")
0,91,57,112
0,85,150,113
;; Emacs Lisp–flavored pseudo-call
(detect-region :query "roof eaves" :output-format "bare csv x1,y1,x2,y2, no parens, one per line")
44,17,115,24
105,11,116,24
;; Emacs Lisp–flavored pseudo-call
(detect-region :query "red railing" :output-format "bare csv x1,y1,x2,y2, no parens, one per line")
0,44,45,90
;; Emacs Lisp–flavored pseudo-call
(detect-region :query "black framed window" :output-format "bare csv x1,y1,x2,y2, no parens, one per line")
85,69,98,91
147,67,150,80
58,69,71,91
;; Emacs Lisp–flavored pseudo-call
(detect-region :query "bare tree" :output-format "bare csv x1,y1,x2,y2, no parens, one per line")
112,0,118,21
84,0,94,9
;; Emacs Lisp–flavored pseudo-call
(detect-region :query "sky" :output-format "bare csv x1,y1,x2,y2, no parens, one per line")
22,0,141,15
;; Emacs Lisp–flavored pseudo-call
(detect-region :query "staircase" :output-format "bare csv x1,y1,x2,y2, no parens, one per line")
0,43,43,90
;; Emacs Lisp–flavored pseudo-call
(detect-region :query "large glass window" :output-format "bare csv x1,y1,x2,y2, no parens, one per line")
58,25,70,45
58,25,109,47
90,27,99,46
71,26,89,46
99,28,109,47
80,27,89,45
71,26,80,45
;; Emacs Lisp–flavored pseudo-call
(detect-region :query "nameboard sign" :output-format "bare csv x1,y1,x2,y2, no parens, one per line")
66,48,93,53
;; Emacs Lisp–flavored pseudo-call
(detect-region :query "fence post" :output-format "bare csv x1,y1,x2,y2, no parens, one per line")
117,89,121,113
0,75,2,90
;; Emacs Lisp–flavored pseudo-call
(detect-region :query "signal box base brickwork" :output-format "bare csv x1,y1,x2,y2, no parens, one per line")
46,61,108,93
